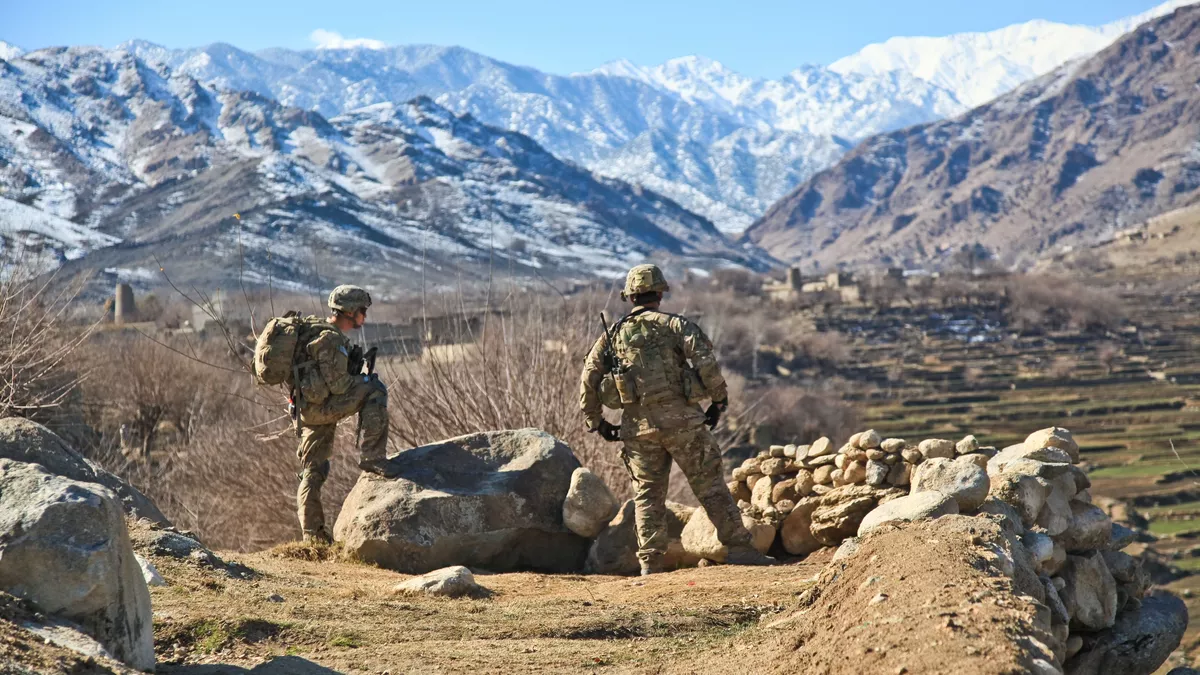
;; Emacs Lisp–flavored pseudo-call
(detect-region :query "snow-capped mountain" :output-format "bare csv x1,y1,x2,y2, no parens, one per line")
747,5,1200,269
830,0,1195,108
0,46,764,291
0,41,23,62
118,42,963,232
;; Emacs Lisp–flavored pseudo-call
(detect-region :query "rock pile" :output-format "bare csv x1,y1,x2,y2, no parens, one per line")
827,425,1185,675
725,430,995,556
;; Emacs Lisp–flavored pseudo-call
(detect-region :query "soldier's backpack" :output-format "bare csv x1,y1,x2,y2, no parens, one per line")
252,312,332,386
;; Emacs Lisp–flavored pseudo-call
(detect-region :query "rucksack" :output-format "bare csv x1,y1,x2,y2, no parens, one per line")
253,312,333,386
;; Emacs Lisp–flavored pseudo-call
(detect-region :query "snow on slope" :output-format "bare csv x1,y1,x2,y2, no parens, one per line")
830,0,1197,108
0,196,119,265
0,41,23,61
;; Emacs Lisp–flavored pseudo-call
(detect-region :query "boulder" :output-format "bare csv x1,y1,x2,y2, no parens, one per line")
394,566,483,598
562,468,618,539
956,435,979,455
864,460,889,486
334,429,588,573
1060,552,1119,632
990,443,1074,471
1026,427,1080,464
1057,501,1112,553
857,492,959,536
918,439,956,459
910,457,990,512
1064,592,1186,675
728,480,751,504
585,500,698,575
808,437,834,458
751,474,776,510
780,497,822,556
0,417,168,525
857,430,882,450
0,459,153,670
760,457,790,476
809,485,901,546
989,472,1051,527
881,438,906,453
885,461,909,487
680,510,774,562
977,497,1026,536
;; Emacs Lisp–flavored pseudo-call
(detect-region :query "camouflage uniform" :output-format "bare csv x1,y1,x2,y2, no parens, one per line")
580,268,757,571
295,286,389,542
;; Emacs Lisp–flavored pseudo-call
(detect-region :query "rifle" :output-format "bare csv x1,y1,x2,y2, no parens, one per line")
348,345,379,376
599,313,618,374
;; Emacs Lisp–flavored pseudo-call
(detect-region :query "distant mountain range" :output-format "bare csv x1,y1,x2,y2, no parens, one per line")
0,47,764,293
0,1,1194,292
746,4,1200,270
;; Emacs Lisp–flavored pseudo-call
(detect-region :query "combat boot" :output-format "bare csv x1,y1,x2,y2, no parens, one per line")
639,554,666,576
302,527,332,546
726,546,776,566
358,457,400,478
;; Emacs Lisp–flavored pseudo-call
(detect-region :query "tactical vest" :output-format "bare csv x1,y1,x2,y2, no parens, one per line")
611,311,707,407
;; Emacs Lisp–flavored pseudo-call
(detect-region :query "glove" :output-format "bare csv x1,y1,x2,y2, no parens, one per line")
705,399,728,429
594,419,621,442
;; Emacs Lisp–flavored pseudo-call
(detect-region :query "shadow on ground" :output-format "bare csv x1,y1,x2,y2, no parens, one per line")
159,656,343,674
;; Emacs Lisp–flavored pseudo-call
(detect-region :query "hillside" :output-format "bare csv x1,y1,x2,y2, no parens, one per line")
746,4,1200,270
0,47,765,292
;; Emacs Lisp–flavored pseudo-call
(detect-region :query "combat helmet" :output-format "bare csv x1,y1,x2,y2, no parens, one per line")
328,285,372,314
622,264,670,300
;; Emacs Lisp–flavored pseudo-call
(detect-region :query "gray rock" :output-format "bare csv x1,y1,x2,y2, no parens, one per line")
918,439,956,459
910,457,990,512
751,473,776,510
1065,592,1186,675
990,443,1075,471
394,566,484,597
760,457,790,476
881,438,906,453
334,429,588,573
989,472,1051,527
809,485,904,546
562,468,618,539
1042,576,1070,624
585,500,697,575
857,491,959,536
832,536,860,562
886,460,910,487
1057,501,1112,552
813,464,835,484
901,447,923,464
978,497,1026,536
864,460,889,486
1036,474,1077,537
1023,531,1055,573
0,459,153,670
1060,552,1119,632
680,509,774,562
0,417,168,525
135,554,166,587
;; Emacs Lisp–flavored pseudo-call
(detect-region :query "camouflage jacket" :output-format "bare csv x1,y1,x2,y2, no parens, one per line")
579,306,728,439
297,320,356,407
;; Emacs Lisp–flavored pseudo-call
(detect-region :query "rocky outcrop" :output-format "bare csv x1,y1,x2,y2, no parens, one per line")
334,429,588,573
0,417,168,525
0,459,154,671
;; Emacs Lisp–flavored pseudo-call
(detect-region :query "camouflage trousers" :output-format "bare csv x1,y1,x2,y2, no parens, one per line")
622,425,752,569
296,376,389,537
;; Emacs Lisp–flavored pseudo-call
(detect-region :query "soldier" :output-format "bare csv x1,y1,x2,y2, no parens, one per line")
294,285,393,545
579,264,774,575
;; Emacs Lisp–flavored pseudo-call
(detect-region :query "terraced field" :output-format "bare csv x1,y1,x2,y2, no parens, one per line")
799,277,1200,661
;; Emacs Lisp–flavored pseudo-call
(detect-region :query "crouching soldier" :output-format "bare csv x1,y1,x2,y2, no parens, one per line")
293,285,392,544
579,264,774,575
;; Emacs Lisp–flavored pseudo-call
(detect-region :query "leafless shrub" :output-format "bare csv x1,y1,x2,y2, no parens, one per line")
1003,276,1125,332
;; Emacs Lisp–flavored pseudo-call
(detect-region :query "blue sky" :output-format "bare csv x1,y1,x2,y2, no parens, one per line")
3,0,1173,78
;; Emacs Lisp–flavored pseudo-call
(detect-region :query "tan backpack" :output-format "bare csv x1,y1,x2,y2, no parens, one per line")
252,313,333,386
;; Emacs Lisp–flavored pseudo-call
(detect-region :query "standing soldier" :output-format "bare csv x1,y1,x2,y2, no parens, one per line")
579,265,774,575
294,285,393,545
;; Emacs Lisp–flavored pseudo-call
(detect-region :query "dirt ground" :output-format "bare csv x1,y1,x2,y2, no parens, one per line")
142,546,830,674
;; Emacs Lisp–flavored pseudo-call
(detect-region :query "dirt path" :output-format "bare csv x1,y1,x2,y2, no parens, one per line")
148,548,830,674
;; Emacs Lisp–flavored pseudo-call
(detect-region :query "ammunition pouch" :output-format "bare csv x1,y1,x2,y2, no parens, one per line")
682,368,708,404
599,374,624,410
612,368,638,405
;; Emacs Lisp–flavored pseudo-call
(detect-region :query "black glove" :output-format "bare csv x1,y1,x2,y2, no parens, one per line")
347,345,365,375
594,420,621,442
705,399,728,429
